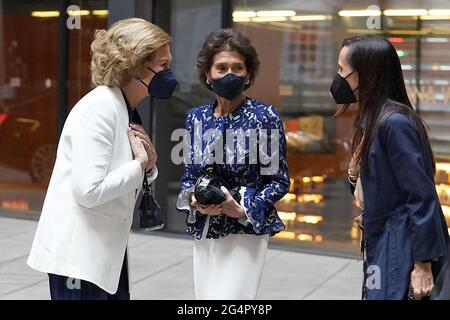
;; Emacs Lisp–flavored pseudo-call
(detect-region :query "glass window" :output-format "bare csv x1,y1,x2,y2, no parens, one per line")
159,0,222,232
233,0,450,256
0,0,59,214
67,1,108,110
0,0,107,216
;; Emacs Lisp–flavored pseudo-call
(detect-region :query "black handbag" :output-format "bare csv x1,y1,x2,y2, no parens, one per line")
430,243,450,300
138,173,165,231
122,89,164,231
194,166,241,205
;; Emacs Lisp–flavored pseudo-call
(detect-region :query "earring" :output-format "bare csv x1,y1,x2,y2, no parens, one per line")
206,78,211,84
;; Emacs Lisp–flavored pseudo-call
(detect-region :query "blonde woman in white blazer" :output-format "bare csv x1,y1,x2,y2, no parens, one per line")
27,18,177,300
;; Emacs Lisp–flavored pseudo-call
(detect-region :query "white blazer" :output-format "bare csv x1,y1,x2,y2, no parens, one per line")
27,86,157,294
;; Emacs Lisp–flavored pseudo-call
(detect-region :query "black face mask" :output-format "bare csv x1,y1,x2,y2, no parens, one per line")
193,166,241,205
138,67,178,99
330,71,358,104
211,73,248,101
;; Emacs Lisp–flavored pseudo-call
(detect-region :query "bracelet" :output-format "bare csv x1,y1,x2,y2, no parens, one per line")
347,168,359,180
348,177,357,186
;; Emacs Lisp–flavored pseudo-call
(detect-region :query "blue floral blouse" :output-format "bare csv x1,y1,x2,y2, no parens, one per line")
176,97,290,240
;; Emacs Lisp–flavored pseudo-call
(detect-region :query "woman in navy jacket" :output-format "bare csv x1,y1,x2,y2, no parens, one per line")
330,35,449,300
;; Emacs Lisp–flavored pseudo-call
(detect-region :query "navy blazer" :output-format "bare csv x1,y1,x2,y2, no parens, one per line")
361,112,449,300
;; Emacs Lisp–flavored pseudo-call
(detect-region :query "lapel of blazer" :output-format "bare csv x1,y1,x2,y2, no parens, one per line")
107,86,129,125
100,86,134,165
107,86,143,196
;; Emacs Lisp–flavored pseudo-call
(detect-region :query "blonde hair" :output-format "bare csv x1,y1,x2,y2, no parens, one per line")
90,18,170,87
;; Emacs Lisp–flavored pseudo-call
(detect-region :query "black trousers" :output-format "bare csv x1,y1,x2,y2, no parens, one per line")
48,251,129,300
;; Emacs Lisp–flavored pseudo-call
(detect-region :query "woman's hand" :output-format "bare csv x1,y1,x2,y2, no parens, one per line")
219,186,245,219
130,123,157,171
349,140,363,179
410,262,434,300
348,154,359,179
191,194,222,216
127,128,148,170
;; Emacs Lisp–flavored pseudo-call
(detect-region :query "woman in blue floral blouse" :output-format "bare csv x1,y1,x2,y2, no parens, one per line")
176,29,290,299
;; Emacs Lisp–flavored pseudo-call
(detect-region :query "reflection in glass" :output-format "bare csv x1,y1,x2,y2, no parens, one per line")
234,0,450,256
0,0,107,214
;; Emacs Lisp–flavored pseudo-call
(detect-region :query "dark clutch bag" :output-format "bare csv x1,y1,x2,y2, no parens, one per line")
194,166,241,205
139,174,165,231
430,244,450,300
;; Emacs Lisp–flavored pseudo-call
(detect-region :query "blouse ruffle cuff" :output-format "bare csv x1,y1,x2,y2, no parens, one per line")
176,186,197,224
237,186,266,233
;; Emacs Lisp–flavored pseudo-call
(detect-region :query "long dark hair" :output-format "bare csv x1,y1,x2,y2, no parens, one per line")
335,35,435,170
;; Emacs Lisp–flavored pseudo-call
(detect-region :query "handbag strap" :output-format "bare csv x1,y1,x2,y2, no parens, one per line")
142,173,151,194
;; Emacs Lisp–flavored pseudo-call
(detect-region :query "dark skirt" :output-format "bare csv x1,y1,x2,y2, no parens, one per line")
48,251,129,300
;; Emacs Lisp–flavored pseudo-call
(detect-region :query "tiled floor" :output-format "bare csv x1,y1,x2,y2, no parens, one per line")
0,216,362,300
